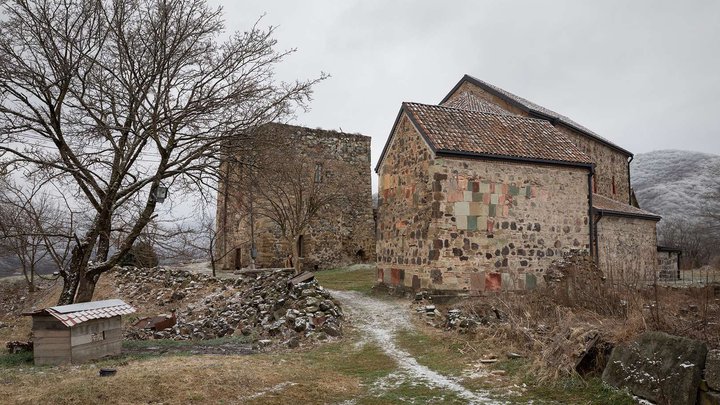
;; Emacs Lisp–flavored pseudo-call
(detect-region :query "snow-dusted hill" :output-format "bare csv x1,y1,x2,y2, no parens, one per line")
631,150,720,222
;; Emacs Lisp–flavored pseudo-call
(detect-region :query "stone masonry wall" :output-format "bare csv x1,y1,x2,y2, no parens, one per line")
444,81,631,204
376,112,592,293
596,216,658,284
376,114,434,286
658,250,680,280
556,126,630,204
218,123,375,271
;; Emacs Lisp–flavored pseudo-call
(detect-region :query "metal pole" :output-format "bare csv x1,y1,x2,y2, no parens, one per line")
249,164,256,270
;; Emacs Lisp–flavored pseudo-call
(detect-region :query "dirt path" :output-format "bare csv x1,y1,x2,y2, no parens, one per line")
331,290,503,405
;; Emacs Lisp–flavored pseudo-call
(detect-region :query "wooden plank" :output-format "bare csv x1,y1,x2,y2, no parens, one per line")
35,347,71,355
32,316,68,331
35,337,70,347
71,317,121,337
35,349,71,358
103,328,122,340
71,341,121,363
34,329,70,338
35,356,71,366
71,329,121,348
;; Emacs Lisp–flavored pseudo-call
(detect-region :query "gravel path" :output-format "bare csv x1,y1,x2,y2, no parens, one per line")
331,290,502,404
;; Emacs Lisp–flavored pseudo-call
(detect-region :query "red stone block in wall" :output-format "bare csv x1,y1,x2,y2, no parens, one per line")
485,272,501,292
470,272,485,292
391,268,402,285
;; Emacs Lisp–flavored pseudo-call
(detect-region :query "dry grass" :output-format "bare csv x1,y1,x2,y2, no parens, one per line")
456,272,720,382
0,351,364,405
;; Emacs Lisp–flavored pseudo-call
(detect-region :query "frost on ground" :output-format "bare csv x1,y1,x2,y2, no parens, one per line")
331,290,503,404
243,382,298,401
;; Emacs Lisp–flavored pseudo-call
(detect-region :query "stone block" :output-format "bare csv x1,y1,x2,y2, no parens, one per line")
470,272,485,291
501,273,513,290
455,202,470,216
456,215,468,230
467,216,478,231
699,391,720,405
525,273,537,289
602,331,707,405
485,272,501,291
706,349,720,391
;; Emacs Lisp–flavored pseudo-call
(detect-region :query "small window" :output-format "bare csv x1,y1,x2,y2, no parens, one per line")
612,176,616,195
314,163,323,183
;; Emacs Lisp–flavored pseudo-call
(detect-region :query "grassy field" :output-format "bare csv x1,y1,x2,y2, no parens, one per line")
0,264,636,404
314,263,377,292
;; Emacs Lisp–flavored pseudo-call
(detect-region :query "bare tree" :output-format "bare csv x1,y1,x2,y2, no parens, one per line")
658,217,719,268
240,136,346,274
0,178,74,291
0,0,324,304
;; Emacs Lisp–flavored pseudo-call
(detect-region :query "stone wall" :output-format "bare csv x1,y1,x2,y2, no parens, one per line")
596,215,659,284
658,249,681,280
556,126,630,204
444,81,631,204
217,123,375,271
376,112,592,293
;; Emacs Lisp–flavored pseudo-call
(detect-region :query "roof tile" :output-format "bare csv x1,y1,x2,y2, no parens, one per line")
592,193,661,220
404,102,593,165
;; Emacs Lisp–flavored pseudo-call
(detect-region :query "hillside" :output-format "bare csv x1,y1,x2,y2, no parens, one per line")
630,150,720,223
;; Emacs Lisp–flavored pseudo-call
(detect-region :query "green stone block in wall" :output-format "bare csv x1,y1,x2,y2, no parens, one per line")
489,204,496,217
525,186,532,198
501,273,513,290
509,185,519,196
472,192,483,202
526,273,537,289
467,216,477,231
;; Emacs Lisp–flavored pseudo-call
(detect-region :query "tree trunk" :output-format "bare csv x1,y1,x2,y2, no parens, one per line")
58,271,79,306
292,235,301,275
57,241,93,305
29,264,35,293
74,272,100,303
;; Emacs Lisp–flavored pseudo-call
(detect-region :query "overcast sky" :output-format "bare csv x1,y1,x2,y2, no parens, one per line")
210,0,720,190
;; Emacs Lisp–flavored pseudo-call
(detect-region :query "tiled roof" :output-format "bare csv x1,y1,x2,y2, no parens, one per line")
592,194,661,220
404,102,594,166
28,299,136,327
441,92,511,115
442,75,633,156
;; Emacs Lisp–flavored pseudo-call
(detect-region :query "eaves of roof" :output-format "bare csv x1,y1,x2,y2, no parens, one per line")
440,75,634,157
375,103,595,173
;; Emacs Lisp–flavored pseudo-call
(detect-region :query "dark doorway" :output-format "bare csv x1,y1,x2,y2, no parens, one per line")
234,248,242,269
297,235,304,258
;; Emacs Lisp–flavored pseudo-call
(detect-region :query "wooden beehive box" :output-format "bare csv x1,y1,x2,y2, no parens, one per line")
24,299,135,366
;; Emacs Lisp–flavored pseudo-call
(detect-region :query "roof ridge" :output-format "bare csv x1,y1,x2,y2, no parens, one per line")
403,101,557,124
440,75,633,157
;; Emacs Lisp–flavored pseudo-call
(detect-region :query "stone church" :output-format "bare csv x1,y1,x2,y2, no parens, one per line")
375,75,661,293
216,123,375,271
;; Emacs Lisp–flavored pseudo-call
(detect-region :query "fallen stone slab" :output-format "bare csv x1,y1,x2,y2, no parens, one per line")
602,331,707,405
699,390,720,405
706,349,720,391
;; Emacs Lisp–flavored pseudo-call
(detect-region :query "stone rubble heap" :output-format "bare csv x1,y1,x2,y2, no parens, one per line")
116,267,343,346
411,294,505,333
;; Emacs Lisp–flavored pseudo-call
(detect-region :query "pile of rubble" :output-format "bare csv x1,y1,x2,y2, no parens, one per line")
116,267,343,346
411,293,505,333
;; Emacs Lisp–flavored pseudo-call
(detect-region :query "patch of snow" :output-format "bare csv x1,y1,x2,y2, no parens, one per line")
245,382,298,400
331,290,503,404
